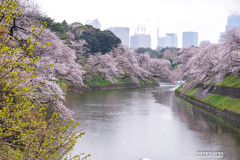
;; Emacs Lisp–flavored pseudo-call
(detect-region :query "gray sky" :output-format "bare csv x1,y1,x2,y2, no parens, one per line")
36,0,240,48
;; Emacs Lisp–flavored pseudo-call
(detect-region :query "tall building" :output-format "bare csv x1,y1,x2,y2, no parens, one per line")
158,37,166,48
108,27,130,47
226,14,240,31
85,19,101,29
200,40,210,46
182,32,198,47
157,33,178,48
130,34,151,49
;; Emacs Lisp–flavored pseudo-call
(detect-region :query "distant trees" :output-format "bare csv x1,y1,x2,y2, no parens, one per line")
37,18,122,55
138,52,172,79
136,47,179,69
68,24,121,54
172,27,240,92
85,45,172,83
37,16,69,39
136,47,160,57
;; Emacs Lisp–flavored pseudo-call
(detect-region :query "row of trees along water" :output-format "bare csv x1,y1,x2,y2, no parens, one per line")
1,0,240,159
172,28,240,92
0,0,88,159
0,0,173,159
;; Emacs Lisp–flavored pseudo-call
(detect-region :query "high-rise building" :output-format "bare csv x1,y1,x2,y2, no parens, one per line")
200,40,210,46
130,34,151,49
157,33,178,48
226,14,240,31
108,27,130,47
158,37,166,48
85,19,101,29
182,32,198,47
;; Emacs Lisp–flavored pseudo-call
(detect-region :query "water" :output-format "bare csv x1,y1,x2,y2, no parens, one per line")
65,86,240,160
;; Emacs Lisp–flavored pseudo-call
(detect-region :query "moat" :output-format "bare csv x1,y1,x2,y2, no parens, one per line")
65,86,240,160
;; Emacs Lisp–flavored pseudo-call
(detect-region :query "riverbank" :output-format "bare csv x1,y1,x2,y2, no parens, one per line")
175,85,240,124
71,83,159,90
57,78,159,91
85,83,158,90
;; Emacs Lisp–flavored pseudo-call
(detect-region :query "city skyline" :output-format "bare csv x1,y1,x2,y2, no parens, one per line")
226,14,240,31
130,34,151,49
157,33,178,48
108,27,130,47
36,0,240,48
86,19,101,29
182,31,198,47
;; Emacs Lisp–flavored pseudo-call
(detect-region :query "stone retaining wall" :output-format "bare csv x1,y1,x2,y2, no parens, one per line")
197,84,240,99
175,90,240,124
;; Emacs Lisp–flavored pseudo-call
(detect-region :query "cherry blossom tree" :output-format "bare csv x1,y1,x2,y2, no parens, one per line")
35,29,85,87
0,1,88,159
8,0,86,116
85,45,172,83
137,52,171,80
216,27,240,81
173,27,240,92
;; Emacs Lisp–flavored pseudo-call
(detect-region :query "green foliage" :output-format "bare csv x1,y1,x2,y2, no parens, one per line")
0,1,88,159
216,73,240,88
56,79,73,91
37,16,69,40
157,47,179,67
172,64,178,70
183,88,240,113
175,85,183,93
80,26,121,54
37,17,121,54
138,78,157,85
84,74,157,87
114,76,135,85
83,74,114,86
136,47,161,58
179,73,240,114
36,16,54,29
95,30,121,53
69,24,121,54
51,20,69,39
157,53,163,58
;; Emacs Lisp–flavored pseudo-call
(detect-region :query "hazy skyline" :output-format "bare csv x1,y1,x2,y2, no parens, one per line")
36,0,240,48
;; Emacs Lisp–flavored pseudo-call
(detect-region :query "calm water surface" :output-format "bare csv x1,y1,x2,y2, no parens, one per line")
65,87,240,160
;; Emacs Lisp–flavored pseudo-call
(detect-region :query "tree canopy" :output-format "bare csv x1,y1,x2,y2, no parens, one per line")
69,24,121,54
172,27,240,92
37,16,69,40
0,1,88,159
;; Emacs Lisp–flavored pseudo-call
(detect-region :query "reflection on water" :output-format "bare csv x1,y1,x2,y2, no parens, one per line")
65,87,240,160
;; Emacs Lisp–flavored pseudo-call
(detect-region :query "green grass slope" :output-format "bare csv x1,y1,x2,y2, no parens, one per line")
176,74,240,114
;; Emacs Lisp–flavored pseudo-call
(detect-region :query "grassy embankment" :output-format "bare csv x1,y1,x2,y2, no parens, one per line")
216,74,240,88
83,74,158,87
56,74,158,90
56,79,73,90
176,74,240,114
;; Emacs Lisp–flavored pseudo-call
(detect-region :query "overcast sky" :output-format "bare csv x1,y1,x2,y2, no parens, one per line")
36,0,240,48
